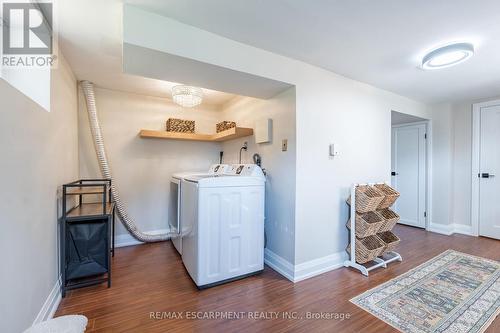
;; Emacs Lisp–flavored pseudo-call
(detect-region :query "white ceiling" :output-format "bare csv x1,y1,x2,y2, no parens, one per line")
57,0,237,106
124,0,500,104
59,1,500,104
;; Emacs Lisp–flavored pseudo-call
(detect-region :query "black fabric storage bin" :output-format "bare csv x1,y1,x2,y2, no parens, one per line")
66,219,109,280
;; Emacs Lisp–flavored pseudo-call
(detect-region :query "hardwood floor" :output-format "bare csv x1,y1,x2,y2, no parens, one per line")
56,225,500,332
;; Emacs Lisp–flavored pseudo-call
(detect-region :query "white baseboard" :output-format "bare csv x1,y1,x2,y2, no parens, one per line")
294,251,347,282
264,248,346,283
428,223,474,236
452,224,474,236
33,276,62,326
114,229,170,248
428,223,455,235
264,248,295,282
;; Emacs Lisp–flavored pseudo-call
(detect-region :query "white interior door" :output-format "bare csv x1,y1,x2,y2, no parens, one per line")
391,123,426,228
478,105,500,239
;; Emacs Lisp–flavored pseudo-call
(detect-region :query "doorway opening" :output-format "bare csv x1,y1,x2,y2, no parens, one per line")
391,111,430,229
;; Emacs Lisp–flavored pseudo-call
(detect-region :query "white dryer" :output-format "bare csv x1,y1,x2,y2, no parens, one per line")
169,164,228,254
181,164,265,288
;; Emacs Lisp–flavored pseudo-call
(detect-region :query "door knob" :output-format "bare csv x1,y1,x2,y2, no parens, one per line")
480,173,495,178
391,172,399,176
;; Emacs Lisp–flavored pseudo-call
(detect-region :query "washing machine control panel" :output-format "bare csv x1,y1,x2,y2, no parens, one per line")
208,164,229,174
226,164,264,178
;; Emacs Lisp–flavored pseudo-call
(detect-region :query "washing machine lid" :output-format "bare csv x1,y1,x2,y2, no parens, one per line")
184,174,265,187
172,171,205,180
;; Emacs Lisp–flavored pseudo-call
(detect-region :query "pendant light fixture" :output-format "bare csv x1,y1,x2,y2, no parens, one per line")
171,85,203,108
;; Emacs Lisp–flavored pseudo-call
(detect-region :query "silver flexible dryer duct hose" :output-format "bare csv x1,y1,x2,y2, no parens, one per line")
81,81,173,242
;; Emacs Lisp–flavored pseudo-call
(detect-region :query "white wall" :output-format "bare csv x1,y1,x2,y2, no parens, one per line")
451,101,473,227
78,88,223,237
220,88,296,263
294,70,430,264
429,103,454,226
123,6,435,271
0,55,78,332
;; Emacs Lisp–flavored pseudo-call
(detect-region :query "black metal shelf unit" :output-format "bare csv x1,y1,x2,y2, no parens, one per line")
60,179,115,297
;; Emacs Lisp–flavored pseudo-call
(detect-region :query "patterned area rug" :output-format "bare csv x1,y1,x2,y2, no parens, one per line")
351,250,499,333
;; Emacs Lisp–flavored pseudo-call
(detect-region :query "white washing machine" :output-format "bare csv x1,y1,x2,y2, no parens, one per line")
169,164,228,254
181,164,265,288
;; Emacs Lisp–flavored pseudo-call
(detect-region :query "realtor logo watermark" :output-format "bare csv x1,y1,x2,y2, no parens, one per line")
1,0,57,67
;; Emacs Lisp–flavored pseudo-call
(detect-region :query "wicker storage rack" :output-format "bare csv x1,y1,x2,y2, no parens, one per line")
345,183,402,275
377,208,400,232
216,121,236,133
374,183,400,209
347,211,384,238
347,185,385,213
166,118,195,133
347,235,385,264
377,231,400,253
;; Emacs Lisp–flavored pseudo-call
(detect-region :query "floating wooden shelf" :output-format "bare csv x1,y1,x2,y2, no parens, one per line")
139,127,253,142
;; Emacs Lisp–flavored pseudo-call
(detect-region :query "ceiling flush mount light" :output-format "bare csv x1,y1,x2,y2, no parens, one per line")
171,85,203,108
422,42,474,70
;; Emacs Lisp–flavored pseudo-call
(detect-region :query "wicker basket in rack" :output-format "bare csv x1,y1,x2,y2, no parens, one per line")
377,208,400,232
374,184,400,209
377,231,400,253
347,235,385,264
347,185,385,213
216,121,236,133
166,118,195,133
347,211,385,238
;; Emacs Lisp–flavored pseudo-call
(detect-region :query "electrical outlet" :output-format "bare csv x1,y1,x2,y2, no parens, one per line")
282,139,288,151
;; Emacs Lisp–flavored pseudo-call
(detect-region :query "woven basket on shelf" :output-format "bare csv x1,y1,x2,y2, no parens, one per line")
377,208,400,232
166,118,195,133
347,211,385,238
347,185,385,213
347,235,385,264
377,231,400,253
374,183,400,209
216,121,236,133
